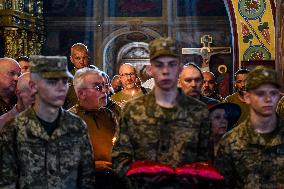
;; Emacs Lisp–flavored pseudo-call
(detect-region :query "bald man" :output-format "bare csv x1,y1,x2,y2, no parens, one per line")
0,58,21,116
178,63,219,109
110,63,149,108
0,72,35,129
64,43,90,109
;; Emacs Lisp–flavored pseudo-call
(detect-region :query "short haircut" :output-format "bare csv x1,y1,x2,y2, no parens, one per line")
16,56,30,62
73,67,102,94
234,68,250,79
71,43,88,55
184,62,204,80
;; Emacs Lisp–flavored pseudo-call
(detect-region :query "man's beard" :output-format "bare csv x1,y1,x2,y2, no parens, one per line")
202,88,213,96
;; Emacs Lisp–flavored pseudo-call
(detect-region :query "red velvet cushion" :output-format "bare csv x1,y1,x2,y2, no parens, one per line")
175,162,224,180
126,160,175,177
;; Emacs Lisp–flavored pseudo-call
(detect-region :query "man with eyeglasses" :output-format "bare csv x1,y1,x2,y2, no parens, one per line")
0,57,21,116
112,37,213,188
64,43,90,109
110,63,149,108
178,63,219,109
0,56,95,188
69,67,118,189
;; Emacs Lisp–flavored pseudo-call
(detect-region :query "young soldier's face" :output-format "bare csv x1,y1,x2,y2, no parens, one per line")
209,108,228,136
149,56,181,91
244,84,280,117
34,77,69,108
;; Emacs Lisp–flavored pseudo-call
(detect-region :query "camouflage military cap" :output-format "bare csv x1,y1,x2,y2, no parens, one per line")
149,37,180,60
30,55,73,78
246,66,280,91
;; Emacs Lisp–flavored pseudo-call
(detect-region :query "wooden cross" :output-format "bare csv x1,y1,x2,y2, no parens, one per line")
182,35,231,71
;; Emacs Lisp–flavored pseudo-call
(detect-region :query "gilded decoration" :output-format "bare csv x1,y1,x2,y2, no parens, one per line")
0,0,44,58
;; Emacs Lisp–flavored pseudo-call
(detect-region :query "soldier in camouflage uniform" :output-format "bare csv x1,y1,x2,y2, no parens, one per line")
112,37,213,189
0,56,95,189
215,66,284,188
0,57,21,116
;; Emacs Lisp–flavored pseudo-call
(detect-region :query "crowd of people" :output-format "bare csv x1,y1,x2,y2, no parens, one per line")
0,37,284,189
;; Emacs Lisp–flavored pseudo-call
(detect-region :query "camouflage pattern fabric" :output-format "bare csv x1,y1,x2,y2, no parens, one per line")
245,66,280,91
148,37,180,60
215,117,284,189
277,96,284,119
0,107,95,189
112,90,213,188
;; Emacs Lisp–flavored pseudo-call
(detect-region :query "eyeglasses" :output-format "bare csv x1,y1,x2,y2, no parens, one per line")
83,83,110,92
120,73,136,77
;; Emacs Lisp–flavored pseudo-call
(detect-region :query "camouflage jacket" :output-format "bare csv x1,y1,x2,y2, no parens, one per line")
112,90,213,179
215,117,284,189
0,107,95,189
277,96,284,118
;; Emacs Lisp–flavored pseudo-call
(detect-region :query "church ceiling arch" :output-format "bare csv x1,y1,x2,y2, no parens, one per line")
101,28,160,77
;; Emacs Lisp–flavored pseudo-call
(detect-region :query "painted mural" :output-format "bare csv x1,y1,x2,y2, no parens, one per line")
231,0,275,63
108,0,162,17
177,0,228,16
44,0,93,17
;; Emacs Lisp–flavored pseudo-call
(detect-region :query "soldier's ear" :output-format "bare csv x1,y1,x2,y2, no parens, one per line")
78,89,86,100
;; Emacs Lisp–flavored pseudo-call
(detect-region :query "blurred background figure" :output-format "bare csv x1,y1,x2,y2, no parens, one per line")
111,63,149,108
201,71,222,101
102,72,121,121
178,63,219,108
224,68,250,125
0,72,35,129
0,58,21,116
64,43,90,109
16,56,31,74
111,75,123,94
209,103,241,155
70,43,89,71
